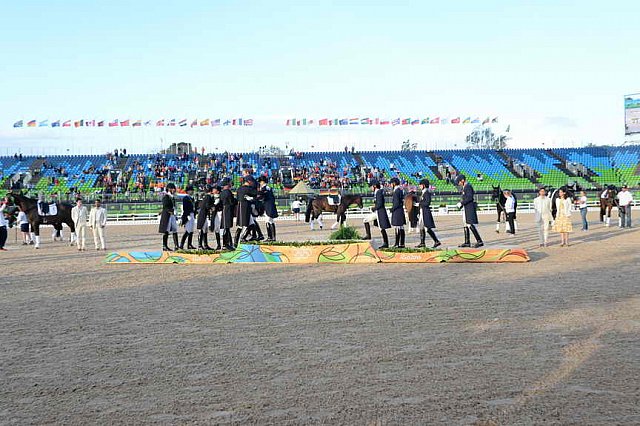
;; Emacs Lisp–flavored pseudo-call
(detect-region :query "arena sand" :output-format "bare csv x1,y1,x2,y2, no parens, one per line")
1,213,639,424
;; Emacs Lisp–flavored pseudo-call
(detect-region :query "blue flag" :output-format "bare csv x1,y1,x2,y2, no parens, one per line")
13,120,23,128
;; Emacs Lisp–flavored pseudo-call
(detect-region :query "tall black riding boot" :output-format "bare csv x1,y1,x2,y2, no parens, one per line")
459,227,471,248
179,232,188,249
265,223,273,241
392,229,400,248
198,231,204,249
363,223,372,240
202,233,213,250
398,229,405,248
172,233,179,251
470,225,484,248
162,232,170,251
416,229,426,248
271,223,276,241
379,229,389,249
234,228,243,247
427,228,441,248
187,232,196,249
215,232,222,250
255,222,265,241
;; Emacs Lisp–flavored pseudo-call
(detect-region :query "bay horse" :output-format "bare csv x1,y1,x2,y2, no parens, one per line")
305,194,363,230
8,192,76,248
490,185,517,233
405,191,419,233
599,185,618,226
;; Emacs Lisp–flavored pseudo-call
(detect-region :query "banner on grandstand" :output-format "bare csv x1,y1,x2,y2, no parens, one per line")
12,118,255,128
625,94,640,135
11,115,499,129
285,116,498,127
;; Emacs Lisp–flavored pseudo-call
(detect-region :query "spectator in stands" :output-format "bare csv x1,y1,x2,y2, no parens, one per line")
534,188,553,247
71,198,89,251
617,185,633,228
89,199,107,250
553,189,573,247
577,191,589,231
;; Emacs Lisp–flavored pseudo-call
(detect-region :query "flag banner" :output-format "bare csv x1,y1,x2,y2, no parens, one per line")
12,115,496,129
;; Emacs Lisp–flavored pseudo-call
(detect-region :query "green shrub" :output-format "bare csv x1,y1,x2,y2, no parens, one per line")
329,225,362,241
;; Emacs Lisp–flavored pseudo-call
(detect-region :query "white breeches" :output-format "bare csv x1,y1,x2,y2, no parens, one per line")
363,212,377,224
167,215,178,233
213,212,222,233
185,214,195,233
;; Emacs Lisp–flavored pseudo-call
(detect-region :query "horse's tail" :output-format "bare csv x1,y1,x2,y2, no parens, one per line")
305,198,314,223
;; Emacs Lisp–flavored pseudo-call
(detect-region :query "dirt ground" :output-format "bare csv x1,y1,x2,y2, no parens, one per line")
1,212,639,425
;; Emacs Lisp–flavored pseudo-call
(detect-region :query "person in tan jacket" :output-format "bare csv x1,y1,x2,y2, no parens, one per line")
533,188,553,247
71,198,89,251
89,199,107,250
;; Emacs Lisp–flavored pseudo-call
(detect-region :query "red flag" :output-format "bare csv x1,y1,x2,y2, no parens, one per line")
430,117,440,124
120,120,130,127
156,119,165,126
63,120,71,127
319,118,329,126
451,117,461,124
108,120,118,127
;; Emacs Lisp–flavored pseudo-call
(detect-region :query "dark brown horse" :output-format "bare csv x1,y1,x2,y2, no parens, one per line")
8,192,76,248
305,194,363,230
405,191,419,232
599,185,618,226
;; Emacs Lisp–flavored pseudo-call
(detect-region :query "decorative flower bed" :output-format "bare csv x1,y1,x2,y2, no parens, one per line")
106,243,529,264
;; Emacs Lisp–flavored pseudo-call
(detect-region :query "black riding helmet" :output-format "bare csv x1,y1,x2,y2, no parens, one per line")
454,175,466,185
419,178,430,187
389,177,400,186
166,182,177,191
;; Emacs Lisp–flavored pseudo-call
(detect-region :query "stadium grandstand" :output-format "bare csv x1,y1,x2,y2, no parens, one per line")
1,145,640,201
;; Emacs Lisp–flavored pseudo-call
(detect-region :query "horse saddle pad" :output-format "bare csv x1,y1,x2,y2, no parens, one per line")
38,203,58,217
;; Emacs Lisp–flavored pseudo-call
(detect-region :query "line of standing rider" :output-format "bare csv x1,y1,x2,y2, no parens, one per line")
159,172,278,251
363,174,483,249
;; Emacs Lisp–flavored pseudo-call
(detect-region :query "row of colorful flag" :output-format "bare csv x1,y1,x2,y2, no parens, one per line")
13,118,254,128
286,117,498,126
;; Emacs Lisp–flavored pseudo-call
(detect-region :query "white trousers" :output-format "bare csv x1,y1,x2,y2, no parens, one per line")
92,226,106,249
537,220,550,244
76,224,87,249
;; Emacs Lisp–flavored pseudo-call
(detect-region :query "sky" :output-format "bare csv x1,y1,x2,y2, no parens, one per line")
1,0,639,155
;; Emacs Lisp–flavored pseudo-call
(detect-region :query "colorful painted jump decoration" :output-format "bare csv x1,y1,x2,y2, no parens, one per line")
105,242,530,264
